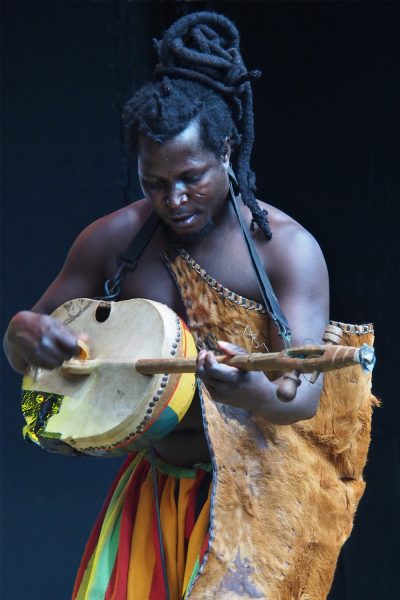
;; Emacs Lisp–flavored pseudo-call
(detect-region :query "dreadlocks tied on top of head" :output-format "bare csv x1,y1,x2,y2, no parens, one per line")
122,11,271,239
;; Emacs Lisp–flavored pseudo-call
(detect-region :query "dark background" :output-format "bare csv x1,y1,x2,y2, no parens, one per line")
1,1,399,598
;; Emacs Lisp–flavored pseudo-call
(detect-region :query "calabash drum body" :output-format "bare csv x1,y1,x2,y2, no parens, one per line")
21,298,197,456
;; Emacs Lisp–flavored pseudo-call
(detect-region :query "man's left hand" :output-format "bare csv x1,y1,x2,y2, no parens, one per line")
196,341,274,409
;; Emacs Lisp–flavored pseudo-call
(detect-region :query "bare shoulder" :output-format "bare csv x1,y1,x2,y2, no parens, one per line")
255,201,326,271
248,200,329,304
31,199,151,313
72,198,150,257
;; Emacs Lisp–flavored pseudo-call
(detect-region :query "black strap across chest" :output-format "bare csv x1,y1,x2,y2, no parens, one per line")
99,181,291,343
96,211,159,301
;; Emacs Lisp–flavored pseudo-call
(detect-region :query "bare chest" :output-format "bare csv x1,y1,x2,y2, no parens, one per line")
115,241,264,319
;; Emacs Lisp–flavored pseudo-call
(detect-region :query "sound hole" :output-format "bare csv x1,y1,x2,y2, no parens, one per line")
95,303,111,322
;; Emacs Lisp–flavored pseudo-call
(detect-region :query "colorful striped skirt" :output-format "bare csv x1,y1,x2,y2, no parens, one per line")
72,452,212,600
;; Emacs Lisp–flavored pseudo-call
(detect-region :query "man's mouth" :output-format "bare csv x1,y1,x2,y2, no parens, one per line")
170,213,197,226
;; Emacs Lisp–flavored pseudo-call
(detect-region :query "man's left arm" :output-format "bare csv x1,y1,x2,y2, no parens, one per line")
196,226,329,424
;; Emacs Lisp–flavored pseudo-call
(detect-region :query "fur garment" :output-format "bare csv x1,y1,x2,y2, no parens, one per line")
165,249,378,600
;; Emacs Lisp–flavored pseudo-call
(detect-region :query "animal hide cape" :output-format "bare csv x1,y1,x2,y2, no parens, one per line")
166,251,378,600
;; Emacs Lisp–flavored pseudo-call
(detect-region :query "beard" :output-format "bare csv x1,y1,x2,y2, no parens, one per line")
165,217,214,245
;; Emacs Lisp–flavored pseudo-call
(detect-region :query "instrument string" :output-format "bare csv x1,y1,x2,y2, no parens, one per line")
149,444,171,600
243,325,270,352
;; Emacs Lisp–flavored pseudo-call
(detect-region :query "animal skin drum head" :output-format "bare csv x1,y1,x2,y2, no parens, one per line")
21,298,197,456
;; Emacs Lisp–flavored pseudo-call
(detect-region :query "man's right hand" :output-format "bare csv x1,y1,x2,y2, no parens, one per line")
3,311,79,375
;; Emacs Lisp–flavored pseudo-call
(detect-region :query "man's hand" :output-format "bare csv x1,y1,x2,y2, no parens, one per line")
196,340,320,424
4,311,80,375
196,340,277,409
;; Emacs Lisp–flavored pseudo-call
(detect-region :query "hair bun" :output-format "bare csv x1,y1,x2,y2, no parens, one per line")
155,11,257,92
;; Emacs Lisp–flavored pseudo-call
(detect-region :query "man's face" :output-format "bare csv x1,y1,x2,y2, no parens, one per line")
137,121,230,239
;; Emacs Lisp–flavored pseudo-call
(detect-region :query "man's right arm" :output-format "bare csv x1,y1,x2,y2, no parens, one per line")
3,203,145,374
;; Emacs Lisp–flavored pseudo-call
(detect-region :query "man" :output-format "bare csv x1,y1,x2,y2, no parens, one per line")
4,12,373,600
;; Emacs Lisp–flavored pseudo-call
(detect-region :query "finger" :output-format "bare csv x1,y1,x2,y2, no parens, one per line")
33,329,77,366
201,352,241,382
33,353,67,370
53,328,79,354
33,346,67,369
196,349,208,369
217,340,247,357
36,335,74,365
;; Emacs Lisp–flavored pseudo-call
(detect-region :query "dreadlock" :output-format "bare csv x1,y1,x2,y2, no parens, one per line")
122,11,272,239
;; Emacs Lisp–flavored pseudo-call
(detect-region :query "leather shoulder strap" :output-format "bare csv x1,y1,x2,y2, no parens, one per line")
228,168,291,344
97,212,159,301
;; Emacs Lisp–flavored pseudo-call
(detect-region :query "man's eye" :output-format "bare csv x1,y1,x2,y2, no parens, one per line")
184,173,204,184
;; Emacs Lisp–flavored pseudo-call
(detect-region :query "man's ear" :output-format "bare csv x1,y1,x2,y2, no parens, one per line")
221,137,231,167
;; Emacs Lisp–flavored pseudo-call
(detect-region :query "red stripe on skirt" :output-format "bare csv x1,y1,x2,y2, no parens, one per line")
72,454,138,598
105,460,149,600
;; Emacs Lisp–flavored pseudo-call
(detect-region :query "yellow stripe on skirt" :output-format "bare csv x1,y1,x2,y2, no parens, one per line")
72,452,212,600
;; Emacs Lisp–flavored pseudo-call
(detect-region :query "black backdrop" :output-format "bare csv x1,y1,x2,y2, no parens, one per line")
1,2,399,598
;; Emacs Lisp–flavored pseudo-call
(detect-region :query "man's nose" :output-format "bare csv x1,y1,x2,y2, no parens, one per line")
166,181,188,208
